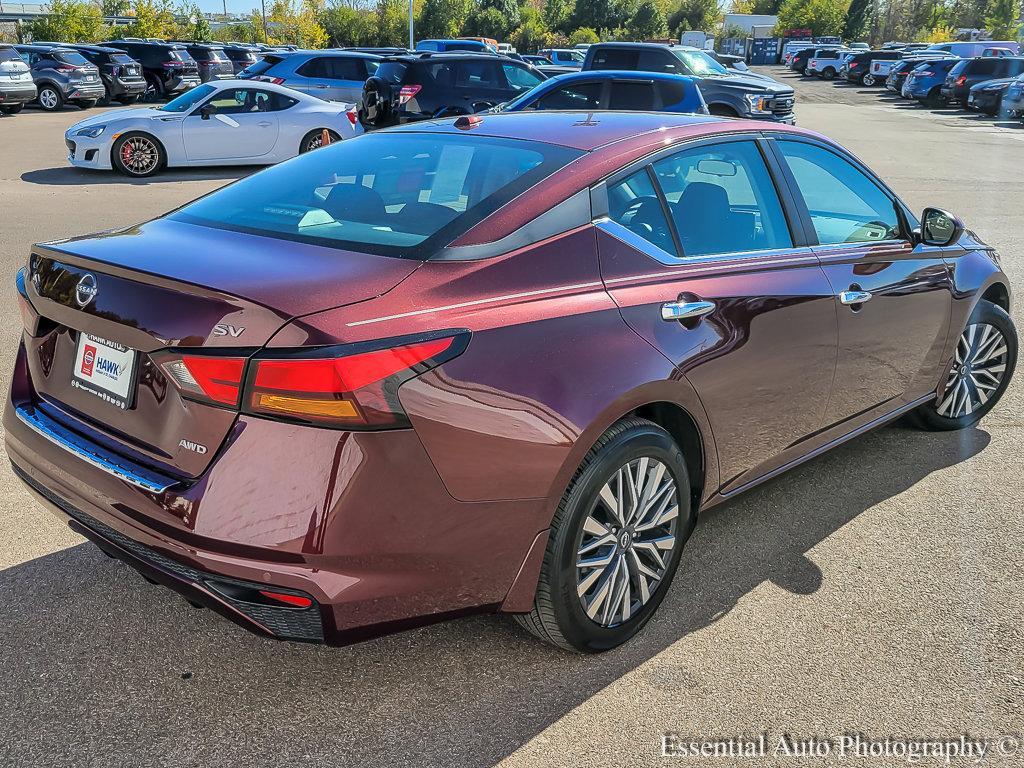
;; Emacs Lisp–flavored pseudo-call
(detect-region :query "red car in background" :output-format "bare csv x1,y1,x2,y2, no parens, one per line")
7,113,1016,652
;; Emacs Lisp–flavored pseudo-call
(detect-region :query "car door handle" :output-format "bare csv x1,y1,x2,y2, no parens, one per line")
661,299,716,322
838,290,873,305
257,121,272,127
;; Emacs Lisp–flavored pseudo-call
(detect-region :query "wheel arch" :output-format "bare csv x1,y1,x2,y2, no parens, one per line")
980,281,1011,313
109,130,167,172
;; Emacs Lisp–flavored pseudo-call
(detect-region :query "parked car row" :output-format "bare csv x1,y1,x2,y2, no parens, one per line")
784,39,1024,123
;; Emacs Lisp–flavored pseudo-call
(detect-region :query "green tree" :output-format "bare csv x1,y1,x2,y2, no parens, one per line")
464,6,511,37
511,14,551,51
177,2,211,39
376,0,406,46
25,0,109,42
263,0,327,46
985,0,1020,38
101,0,130,14
572,0,613,32
543,0,571,32
211,20,260,40
320,3,376,45
568,24,600,41
125,0,177,38
416,0,472,38
667,0,717,33
627,0,666,36
776,0,848,36
842,0,870,38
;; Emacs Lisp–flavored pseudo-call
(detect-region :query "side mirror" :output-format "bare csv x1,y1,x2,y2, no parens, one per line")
199,104,214,120
919,207,964,246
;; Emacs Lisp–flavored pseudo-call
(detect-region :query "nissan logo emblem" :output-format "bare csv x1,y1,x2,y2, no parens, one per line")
75,274,98,308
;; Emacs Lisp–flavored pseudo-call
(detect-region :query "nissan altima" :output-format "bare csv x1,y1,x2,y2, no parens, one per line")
9,113,1015,652
64,79,361,177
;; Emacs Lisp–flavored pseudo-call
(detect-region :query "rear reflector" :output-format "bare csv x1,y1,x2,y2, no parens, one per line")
258,590,313,608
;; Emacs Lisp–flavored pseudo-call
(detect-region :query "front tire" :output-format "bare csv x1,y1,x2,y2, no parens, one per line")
37,85,64,111
822,67,836,80
910,300,1016,431
515,418,695,652
111,132,165,177
863,73,877,86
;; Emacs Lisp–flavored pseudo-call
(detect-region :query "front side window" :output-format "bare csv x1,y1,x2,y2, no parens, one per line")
674,49,729,76
535,81,602,109
502,63,542,91
455,60,504,88
170,133,582,258
607,169,676,256
778,140,900,245
159,83,215,112
200,88,274,114
652,141,792,257
590,49,639,69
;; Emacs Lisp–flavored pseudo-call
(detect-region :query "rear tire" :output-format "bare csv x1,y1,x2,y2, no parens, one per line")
118,95,140,105
863,73,877,86
299,129,341,153
37,85,64,111
144,74,164,102
111,132,165,177
0,103,24,114
74,99,97,109
514,418,695,652
822,67,835,80
924,88,943,108
909,300,1016,431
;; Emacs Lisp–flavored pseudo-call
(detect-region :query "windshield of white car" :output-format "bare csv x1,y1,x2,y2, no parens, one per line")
159,83,216,112
675,49,729,76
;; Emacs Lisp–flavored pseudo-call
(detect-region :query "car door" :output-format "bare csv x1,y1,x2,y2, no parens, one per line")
596,137,839,495
771,137,952,429
500,62,543,100
185,87,280,161
453,59,509,109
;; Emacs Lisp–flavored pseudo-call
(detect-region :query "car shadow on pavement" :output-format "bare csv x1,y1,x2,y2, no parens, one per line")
0,424,991,768
21,166,255,186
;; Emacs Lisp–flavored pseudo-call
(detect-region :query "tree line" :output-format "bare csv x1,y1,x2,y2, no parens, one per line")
9,0,1020,51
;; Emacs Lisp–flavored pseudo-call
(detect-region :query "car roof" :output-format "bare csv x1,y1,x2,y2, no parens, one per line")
15,44,77,52
544,70,696,84
404,113,820,248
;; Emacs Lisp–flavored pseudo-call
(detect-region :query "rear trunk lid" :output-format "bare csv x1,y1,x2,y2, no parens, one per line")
21,218,420,477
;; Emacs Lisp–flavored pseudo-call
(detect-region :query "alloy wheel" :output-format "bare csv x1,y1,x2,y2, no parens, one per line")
937,322,1008,418
575,457,679,628
119,136,159,175
39,88,59,110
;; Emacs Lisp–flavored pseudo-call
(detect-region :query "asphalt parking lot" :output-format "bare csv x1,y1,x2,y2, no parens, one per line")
1,71,1022,768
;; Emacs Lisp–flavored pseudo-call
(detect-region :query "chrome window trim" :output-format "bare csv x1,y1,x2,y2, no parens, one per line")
14,404,177,494
594,218,818,269
812,238,910,253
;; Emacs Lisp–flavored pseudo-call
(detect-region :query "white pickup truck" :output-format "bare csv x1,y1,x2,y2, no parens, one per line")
806,49,851,79
868,58,899,83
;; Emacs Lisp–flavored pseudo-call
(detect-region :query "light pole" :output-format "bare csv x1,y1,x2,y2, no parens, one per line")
408,0,413,50
261,0,269,42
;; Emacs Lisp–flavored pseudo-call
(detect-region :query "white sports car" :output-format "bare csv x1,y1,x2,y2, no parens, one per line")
64,80,363,177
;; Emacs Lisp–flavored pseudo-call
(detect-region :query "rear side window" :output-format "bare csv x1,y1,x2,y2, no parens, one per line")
0,47,20,63
112,53,136,65
455,60,504,88
375,61,409,83
535,81,602,109
608,169,676,256
590,49,639,69
653,140,793,257
640,50,682,73
778,140,900,245
297,56,369,81
969,59,999,75
1002,59,1024,76
170,133,583,258
54,51,90,66
242,56,282,77
609,80,655,110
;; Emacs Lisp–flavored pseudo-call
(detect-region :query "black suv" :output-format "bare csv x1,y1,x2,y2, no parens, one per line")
221,43,260,74
841,50,900,84
104,39,201,98
582,42,796,123
361,52,545,128
171,42,235,82
65,44,146,104
941,56,1024,106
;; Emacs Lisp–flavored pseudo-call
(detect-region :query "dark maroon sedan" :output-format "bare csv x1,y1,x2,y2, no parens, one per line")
7,113,1016,652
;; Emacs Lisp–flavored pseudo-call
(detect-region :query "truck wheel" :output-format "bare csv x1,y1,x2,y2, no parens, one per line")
863,73,876,86
822,67,835,80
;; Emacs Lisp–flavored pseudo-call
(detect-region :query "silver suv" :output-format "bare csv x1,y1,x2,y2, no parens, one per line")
239,50,380,103
14,44,105,111
0,44,37,114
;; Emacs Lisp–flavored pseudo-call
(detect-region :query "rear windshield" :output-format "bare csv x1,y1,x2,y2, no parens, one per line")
170,133,583,259
196,47,228,61
0,47,21,62
54,51,91,66
169,48,195,62
241,55,280,76
112,53,137,64
375,61,409,83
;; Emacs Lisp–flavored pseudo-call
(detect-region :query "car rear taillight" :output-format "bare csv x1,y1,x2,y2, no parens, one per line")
956,75,967,86
255,75,285,84
162,61,183,68
244,332,467,428
850,62,859,69
157,354,247,407
346,107,357,126
398,84,421,105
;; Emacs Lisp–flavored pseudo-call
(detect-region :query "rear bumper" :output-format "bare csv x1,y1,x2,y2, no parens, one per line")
107,78,146,98
66,82,106,101
165,74,201,93
0,83,38,104
5,342,545,645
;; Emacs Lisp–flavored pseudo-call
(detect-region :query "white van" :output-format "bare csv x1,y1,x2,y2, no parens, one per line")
925,41,1020,58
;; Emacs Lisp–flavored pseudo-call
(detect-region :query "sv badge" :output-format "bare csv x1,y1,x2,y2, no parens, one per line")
213,324,245,338
179,439,208,455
